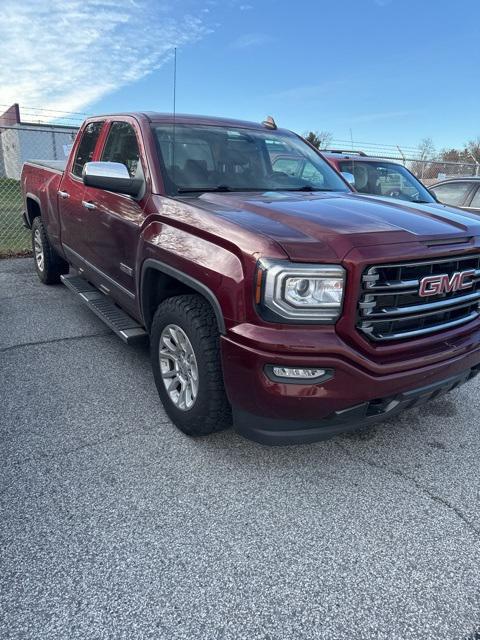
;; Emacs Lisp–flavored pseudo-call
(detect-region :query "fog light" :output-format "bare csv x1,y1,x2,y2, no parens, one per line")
273,367,325,379
265,365,334,384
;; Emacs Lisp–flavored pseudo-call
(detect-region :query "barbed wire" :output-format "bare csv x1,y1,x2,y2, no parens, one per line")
0,108,478,256
2,104,476,163
330,138,420,152
0,104,450,157
0,103,91,117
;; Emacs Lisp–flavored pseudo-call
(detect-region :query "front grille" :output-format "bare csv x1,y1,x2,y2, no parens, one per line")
357,254,480,341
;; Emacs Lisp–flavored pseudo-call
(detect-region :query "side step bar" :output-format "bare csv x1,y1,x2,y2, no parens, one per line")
61,274,148,345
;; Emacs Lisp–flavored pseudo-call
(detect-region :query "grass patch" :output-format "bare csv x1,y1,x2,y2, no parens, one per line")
0,178,30,255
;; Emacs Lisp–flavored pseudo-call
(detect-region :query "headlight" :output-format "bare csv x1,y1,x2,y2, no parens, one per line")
256,260,346,322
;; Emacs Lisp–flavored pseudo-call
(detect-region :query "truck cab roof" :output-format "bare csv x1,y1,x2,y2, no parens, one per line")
85,112,282,132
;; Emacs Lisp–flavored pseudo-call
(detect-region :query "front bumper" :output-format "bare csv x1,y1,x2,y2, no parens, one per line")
220,328,480,445
233,365,480,444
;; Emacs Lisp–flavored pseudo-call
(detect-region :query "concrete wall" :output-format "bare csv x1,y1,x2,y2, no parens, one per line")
0,128,21,179
0,139,5,177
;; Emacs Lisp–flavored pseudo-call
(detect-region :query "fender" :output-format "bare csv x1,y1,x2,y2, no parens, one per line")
140,258,226,334
24,192,42,227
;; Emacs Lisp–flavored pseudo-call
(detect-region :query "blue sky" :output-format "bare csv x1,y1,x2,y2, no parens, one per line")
1,0,479,150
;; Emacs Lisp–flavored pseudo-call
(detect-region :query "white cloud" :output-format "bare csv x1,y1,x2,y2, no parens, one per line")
230,33,274,49
349,110,418,123
0,0,209,118
267,81,346,102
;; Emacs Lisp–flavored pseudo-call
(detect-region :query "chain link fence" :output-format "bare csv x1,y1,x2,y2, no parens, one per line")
407,159,478,185
0,123,478,257
328,138,479,184
0,124,78,257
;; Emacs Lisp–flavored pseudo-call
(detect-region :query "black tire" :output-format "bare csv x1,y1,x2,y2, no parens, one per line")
150,294,232,436
31,217,69,284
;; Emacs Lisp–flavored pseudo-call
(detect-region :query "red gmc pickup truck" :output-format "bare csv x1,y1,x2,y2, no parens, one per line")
21,112,480,444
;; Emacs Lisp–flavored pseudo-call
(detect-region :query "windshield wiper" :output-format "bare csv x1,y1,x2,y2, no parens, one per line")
177,185,277,194
275,186,336,192
176,185,338,194
177,185,233,193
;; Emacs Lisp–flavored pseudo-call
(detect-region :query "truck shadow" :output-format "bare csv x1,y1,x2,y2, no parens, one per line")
115,339,465,471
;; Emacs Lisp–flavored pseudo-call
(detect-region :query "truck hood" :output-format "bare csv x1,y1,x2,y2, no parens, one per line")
191,191,480,261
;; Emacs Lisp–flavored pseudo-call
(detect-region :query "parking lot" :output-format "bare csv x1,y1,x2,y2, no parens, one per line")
1,257,479,640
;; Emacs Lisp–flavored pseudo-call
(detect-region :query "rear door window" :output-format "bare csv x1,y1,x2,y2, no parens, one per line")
272,157,303,176
72,121,104,177
467,186,480,209
273,156,325,186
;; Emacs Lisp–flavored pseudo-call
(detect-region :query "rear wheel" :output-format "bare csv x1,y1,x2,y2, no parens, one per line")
31,217,68,284
150,294,231,436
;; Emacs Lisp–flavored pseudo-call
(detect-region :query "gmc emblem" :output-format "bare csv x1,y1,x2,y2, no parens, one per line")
418,270,476,297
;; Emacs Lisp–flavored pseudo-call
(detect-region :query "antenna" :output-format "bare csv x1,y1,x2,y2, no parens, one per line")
172,47,177,187
349,128,355,187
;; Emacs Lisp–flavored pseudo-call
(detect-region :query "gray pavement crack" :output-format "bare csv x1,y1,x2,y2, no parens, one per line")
0,428,145,499
23,427,142,466
0,331,112,354
335,440,480,539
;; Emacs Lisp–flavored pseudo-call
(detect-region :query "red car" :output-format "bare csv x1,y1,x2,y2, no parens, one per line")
20,113,480,444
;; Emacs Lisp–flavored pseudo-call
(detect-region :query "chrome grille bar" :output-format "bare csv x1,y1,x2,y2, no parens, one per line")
361,290,480,318
357,254,480,341
364,269,480,291
359,311,479,342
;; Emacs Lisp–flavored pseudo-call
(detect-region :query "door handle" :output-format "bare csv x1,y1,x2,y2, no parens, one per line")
58,190,70,199
82,201,96,210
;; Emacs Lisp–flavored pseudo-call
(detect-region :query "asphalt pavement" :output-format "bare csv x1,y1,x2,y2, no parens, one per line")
1,257,479,640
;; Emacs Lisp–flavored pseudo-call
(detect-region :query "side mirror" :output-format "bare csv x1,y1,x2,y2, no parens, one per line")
341,171,355,187
82,161,142,196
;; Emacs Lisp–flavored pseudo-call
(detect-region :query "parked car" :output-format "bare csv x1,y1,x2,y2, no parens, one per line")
430,177,480,212
322,150,436,204
21,113,480,445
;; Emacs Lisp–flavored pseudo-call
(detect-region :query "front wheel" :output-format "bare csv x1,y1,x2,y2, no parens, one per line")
150,294,231,436
31,217,68,284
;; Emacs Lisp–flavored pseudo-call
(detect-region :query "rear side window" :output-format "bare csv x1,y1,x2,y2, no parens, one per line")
431,181,472,207
72,121,104,177
272,157,303,175
469,186,480,208
272,156,325,186
101,122,141,177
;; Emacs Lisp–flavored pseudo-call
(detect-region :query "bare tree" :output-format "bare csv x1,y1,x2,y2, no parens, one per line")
418,137,436,161
303,130,333,150
411,137,436,179
466,136,480,164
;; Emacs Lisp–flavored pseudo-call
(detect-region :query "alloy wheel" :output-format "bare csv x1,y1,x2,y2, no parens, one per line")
33,228,44,271
159,324,199,411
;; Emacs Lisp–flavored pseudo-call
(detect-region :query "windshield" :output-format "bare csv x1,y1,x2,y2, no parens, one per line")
338,159,435,204
152,124,350,195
